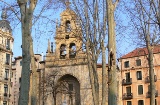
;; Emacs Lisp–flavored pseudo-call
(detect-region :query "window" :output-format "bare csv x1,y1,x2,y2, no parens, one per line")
138,100,144,105
69,83,73,91
126,86,131,94
126,72,131,82
6,54,10,65
69,43,76,58
148,85,150,92
5,69,9,80
136,59,141,66
4,84,8,93
20,60,22,66
3,101,7,105
137,71,142,80
60,44,66,59
19,77,21,83
124,61,129,68
11,72,13,78
155,99,157,105
6,39,10,50
65,35,69,39
127,101,132,105
66,20,71,32
138,85,143,95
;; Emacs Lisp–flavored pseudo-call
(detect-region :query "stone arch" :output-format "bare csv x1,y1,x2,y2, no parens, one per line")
60,44,67,59
66,20,71,32
69,43,76,58
56,74,81,105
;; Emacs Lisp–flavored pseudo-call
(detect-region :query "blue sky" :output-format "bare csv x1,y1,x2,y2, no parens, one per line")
0,0,137,61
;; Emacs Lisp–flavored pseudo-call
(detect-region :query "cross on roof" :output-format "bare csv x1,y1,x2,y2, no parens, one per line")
65,0,71,9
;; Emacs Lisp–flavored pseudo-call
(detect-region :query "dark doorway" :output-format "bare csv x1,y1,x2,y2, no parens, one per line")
57,74,80,105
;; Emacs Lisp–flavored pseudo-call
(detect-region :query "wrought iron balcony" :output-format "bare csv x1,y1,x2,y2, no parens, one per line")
145,75,157,83
4,93,7,97
122,93,133,100
4,78,8,80
122,78,132,85
146,90,158,98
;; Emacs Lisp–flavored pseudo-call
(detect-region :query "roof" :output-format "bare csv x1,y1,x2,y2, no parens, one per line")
60,8,76,17
0,20,12,33
120,45,160,59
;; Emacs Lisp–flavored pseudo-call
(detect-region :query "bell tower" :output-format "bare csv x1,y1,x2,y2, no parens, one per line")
43,2,94,105
54,2,83,59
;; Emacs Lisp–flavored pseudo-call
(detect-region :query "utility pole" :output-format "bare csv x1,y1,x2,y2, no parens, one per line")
107,0,119,105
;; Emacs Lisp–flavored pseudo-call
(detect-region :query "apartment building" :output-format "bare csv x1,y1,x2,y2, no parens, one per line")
119,46,160,105
0,10,14,105
10,54,42,105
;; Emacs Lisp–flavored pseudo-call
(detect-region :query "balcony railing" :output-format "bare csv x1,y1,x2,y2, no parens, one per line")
122,78,132,85
145,75,157,83
4,78,8,80
146,90,158,98
122,93,133,100
5,62,10,65
4,93,7,97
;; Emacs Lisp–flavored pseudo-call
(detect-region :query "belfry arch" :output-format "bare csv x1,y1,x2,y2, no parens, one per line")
56,74,81,105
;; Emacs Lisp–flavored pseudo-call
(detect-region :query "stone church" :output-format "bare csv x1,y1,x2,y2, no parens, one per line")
38,3,105,105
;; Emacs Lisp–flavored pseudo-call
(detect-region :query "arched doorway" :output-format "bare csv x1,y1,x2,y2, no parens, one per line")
56,74,80,105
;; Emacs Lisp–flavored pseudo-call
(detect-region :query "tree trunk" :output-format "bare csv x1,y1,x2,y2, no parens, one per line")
101,40,107,105
146,35,155,105
18,2,31,105
107,0,118,105
84,0,99,105
30,37,38,105
18,0,37,105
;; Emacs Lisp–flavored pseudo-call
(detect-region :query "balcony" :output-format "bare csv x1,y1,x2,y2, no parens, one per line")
4,78,8,80
145,75,157,83
5,62,10,65
4,93,7,97
146,90,158,98
122,93,133,100
122,78,132,85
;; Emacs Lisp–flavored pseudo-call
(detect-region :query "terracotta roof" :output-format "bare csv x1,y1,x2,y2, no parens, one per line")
120,45,160,59
97,64,108,68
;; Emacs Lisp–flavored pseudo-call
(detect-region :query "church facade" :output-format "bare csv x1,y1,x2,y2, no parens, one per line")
38,5,106,105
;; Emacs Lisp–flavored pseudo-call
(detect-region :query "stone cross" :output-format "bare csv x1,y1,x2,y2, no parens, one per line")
65,0,71,9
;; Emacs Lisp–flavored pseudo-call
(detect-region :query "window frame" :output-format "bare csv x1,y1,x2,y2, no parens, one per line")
126,86,131,94
3,101,7,105
6,39,10,50
4,84,8,93
136,59,141,66
125,72,131,82
127,101,132,105
68,83,73,92
5,69,9,79
138,100,144,105
124,61,129,68
66,20,71,32
137,71,142,80
6,53,10,65
138,85,143,95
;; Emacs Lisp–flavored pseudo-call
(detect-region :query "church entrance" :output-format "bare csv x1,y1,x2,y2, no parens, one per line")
57,74,80,105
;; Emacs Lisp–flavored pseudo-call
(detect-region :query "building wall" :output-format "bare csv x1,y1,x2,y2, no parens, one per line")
0,29,14,105
120,53,160,105
10,54,42,105
40,6,109,105
10,57,22,105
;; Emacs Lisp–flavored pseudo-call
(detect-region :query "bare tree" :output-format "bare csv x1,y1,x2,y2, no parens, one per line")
0,0,60,105
55,0,120,105
42,71,76,105
125,0,160,104
106,0,119,105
